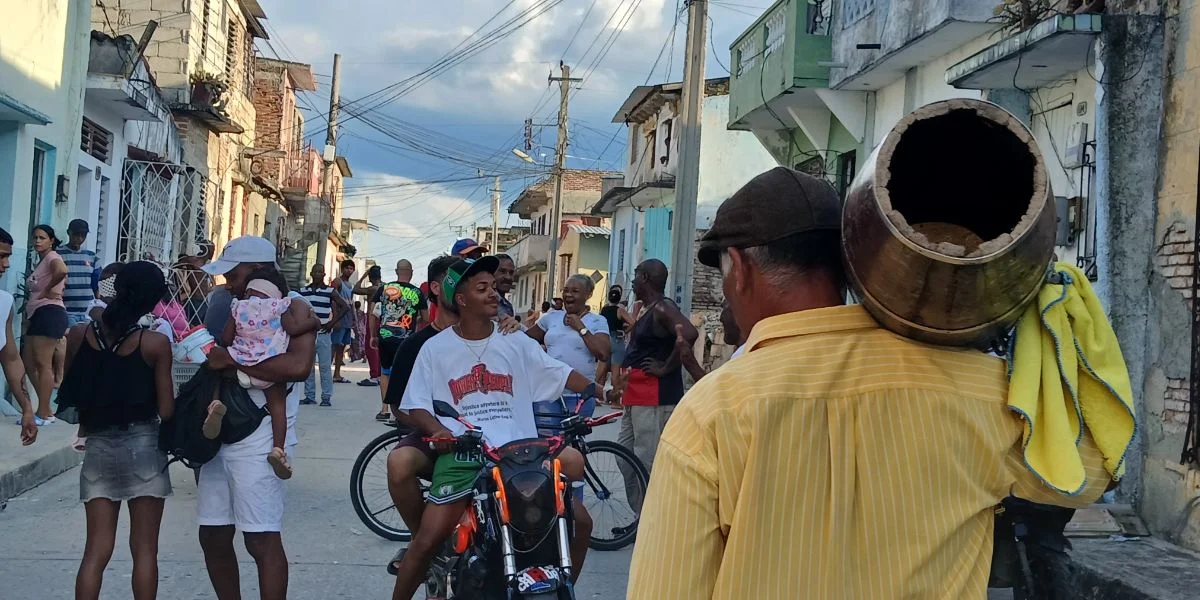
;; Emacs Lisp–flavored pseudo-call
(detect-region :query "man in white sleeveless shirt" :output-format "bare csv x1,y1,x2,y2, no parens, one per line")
0,227,37,445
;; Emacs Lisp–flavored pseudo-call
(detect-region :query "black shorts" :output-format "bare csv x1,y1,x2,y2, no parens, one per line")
393,430,437,470
26,305,69,338
379,337,403,374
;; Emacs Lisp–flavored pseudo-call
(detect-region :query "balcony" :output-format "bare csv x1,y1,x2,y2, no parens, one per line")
728,0,832,131
830,0,998,90
946,14,1103,90
281,148,322,198
507,234,551,275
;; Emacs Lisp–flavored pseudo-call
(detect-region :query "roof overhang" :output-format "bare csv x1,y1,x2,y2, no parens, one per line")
171,104,244,134
834,21,996,91
0,90,52,125
611,77,729,124
85,73,160,121
592,180,675,214
239,0,269,38
946,15,1102,90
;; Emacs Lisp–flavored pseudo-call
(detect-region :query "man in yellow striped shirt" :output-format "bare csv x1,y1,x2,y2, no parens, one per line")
627,167,1111,599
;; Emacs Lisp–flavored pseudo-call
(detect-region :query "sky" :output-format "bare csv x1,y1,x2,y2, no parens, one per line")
256,0,766,283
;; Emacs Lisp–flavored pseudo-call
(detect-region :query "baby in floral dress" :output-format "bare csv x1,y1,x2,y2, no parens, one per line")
209,267,315,479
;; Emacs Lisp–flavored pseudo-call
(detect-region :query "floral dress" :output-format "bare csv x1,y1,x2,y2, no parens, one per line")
229,297,292,367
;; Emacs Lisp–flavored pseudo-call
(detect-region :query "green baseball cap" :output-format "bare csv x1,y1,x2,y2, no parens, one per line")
442,256,500,306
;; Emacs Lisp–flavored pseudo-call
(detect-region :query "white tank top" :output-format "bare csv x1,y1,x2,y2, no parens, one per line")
0,290,12,351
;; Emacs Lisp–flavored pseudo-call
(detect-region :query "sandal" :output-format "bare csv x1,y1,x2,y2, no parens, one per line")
267,447,293,480
333,377,352,384
386,546,408,576
202,401,227,440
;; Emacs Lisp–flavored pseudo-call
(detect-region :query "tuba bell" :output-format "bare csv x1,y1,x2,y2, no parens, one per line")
841,98,1057,349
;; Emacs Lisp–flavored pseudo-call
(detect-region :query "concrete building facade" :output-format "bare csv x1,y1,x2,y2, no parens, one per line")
0,0,92,290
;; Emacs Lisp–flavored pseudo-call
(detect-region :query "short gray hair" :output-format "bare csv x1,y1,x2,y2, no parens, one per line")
566,273,595,297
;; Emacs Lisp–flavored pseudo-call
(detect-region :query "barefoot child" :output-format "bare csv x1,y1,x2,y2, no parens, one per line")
208,267,315,479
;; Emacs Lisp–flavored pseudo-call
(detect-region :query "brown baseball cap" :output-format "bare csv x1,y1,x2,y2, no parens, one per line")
697,166,842,268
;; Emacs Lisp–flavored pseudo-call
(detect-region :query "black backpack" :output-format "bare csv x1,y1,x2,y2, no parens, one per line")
159,365,268,467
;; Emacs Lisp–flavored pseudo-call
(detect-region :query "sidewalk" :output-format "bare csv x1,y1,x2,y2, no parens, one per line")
0,417,80,503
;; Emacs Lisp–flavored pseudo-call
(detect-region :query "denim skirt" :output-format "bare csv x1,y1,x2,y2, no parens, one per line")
80,421,172,502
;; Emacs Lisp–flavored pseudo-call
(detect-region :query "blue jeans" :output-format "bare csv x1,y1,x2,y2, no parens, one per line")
66,311,90,327
533,394,597,437
305,331,333,402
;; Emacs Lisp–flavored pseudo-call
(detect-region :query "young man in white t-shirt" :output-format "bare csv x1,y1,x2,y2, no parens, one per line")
394,256,599,600
0,227,37,445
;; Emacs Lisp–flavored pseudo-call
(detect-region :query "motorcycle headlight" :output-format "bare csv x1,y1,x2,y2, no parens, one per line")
504,471,556,533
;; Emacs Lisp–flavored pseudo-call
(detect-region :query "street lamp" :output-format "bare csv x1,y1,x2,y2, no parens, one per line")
511,148,536,163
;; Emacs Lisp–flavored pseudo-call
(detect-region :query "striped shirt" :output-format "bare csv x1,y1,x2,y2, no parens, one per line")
57,246,98,313
299,285,335,324
628,305,1110,600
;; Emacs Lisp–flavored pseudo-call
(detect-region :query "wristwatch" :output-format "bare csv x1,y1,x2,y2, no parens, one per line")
578,327,590,336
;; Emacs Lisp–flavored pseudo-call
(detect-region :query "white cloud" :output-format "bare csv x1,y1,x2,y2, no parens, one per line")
341,171,495,283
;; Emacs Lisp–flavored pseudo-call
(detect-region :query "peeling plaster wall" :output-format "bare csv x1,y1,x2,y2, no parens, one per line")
1093,10,1174,538
1128,0,1200,551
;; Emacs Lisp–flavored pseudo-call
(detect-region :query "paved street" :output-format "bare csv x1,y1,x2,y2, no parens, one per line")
0,363,632,599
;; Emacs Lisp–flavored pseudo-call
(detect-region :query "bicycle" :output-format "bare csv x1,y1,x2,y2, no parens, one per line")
349,406,649,550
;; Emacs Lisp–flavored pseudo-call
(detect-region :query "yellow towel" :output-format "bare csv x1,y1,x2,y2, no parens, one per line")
1007,262,1136,496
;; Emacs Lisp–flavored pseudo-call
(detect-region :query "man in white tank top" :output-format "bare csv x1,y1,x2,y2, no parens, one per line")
0,227,38,445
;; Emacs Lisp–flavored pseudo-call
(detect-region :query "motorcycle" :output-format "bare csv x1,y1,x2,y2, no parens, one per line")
419,399,579,600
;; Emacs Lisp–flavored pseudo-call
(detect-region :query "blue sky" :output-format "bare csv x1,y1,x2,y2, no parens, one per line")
257,0,764,282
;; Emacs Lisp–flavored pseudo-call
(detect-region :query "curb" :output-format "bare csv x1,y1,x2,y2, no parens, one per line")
0,444,82,502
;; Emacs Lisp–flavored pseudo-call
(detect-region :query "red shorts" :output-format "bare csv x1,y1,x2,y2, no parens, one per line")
622,369,684,407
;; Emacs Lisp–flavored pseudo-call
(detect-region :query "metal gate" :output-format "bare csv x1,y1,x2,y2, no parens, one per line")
119,159,216,331
119,159,212,264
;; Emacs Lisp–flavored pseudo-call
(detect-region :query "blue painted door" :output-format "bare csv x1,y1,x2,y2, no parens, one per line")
643,206,672,263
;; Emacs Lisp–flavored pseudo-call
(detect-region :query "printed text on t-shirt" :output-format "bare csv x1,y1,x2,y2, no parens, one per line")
448,364,514,405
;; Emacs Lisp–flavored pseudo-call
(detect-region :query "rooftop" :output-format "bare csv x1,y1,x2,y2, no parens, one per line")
507,169,622,218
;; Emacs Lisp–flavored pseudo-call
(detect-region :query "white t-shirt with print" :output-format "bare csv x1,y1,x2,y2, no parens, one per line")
537,309,610,389
400,324,574,447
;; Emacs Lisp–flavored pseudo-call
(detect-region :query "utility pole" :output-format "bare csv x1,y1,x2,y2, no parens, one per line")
364,195,370,260
316,53,341,271
491,176,501,254
669,0,707,313
545,62,582,299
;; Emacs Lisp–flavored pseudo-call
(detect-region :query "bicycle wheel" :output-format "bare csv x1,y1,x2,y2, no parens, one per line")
578,440,648,551
350,427,416,541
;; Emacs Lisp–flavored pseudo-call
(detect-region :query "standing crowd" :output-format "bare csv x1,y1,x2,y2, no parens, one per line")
2,166,1124,600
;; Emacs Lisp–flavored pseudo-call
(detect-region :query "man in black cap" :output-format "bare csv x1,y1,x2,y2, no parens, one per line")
59,219,99,327
628,167,1110,598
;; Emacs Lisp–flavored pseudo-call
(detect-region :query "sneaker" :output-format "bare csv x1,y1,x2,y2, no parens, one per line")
375,411,391,421
319,400,332,407
300,399,318,406
357,378,380,387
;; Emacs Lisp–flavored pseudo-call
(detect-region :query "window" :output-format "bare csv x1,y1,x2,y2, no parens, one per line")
837,151,857,198
226,20,239,85
30,146,47,222
795,156,825,177
225,20,254,97
629,127,637,165
80,117,113,163
661,119,673,164
618,229,626,272
646,130,657,173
